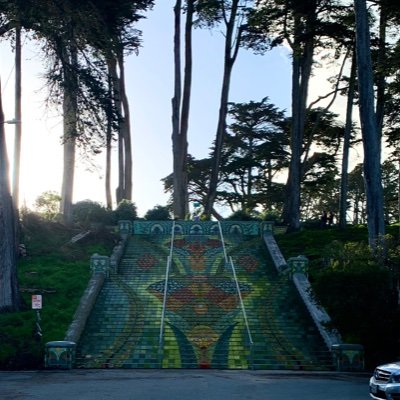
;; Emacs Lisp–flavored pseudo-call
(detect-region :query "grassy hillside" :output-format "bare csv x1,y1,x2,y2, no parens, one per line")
0,213,117,369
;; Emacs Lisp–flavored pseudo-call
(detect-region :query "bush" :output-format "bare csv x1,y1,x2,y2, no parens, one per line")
72,200,112,228
311,240,399,369
113,200,138,221
261,210,283,224
226,210,261,221
144,205,171,220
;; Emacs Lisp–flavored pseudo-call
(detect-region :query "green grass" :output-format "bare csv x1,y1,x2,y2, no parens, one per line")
0,216,117,370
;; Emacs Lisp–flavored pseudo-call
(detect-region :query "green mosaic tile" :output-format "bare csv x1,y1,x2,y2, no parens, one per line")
76,233,334,371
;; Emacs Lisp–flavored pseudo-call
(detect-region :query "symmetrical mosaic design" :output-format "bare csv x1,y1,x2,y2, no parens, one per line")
132,221,261,236
76,232,334,370
148,235,252,368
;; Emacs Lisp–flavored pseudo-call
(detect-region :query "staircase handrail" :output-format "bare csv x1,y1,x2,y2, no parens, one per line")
158,221,176,365
229,256,254,367
217,220,229,263
218,222,253,367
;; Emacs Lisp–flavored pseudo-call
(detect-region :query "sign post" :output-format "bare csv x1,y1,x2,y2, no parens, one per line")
32,295,42,341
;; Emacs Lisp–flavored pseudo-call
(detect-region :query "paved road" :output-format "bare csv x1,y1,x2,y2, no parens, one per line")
0,369,371,400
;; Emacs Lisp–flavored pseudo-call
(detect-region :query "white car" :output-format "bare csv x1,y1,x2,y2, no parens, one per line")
370,362,400,400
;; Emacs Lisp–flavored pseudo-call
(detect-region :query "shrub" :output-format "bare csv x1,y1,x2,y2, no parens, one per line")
113,200,138,221
226,210,261,221
312,240,398,369
72,200,112,228
144,205,171,220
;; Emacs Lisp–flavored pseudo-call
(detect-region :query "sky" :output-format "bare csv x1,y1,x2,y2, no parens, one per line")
0,1,359,218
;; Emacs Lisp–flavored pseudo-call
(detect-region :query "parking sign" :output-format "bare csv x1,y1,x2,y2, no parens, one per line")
32,295,42,310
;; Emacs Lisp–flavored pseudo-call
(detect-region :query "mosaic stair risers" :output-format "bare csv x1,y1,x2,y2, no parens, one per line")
77,233,334,370
224,235,335,370
76,236,169,368
114,236,167,368
154,233,251,369
162,323,251,369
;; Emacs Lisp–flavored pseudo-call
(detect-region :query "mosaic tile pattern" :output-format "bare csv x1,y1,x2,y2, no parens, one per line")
76,235,169,368
132,221,261,236
76,233,334,370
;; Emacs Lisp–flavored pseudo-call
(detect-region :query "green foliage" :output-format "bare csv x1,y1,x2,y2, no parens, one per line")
225,209,261,221
311,242,396,369
0,214,116,369
277,226,400,369
34,191,61,220
276,225,369,261
144,205,171,220
72,200,113,228
261,210,283,223
113,199,138,221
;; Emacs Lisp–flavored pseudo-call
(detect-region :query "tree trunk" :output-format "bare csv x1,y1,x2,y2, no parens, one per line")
375,2,387,135
118,51,133,201
0,79,20,312
204,0,241,219
109,57,124,205
60,43,78,226
177,0,194,219
281,11,315,231
105,68,113,209
104,62,114,209
354,0,385,246
12,26,22,211
339,52,356,228
171,0,184,219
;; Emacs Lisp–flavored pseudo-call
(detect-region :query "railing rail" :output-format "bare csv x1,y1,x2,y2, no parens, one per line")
218,221,253,368
218,220,229,263
158,221,176,366
229,256,253,344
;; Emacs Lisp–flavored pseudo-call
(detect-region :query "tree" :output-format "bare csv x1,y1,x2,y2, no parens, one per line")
12,25,22,211
113,199,138,221
339,52,357,228
88,0,154,205
34,191,61,220
381,159,399,223
347,164,366,224
144,205,172,220
253,0,351,231
17,0,153,220
201,0,250,219
60,30,78,226
171,0,194,219
220,98,289,212
0,79,20,312
354,0,385,246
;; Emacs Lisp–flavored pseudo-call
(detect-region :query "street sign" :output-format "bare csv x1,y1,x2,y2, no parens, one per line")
32,294,42,310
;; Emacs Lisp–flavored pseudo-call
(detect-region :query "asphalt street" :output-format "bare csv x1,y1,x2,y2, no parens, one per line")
0,369,371,400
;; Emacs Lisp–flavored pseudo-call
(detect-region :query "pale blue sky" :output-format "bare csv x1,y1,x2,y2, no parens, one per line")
1,1,353,217
127,1,292,215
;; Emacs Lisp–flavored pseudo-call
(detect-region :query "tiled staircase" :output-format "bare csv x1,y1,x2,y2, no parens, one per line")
228,236,333,370
75,232,334,370
76,235,168,368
